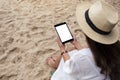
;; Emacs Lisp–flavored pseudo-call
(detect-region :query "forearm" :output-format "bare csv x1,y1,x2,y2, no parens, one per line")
73,42,82,50
62,52,70,62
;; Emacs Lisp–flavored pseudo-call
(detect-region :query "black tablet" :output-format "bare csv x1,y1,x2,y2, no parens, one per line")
54,22,73,44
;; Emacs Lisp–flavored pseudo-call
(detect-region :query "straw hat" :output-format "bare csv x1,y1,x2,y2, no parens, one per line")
76,1,119,44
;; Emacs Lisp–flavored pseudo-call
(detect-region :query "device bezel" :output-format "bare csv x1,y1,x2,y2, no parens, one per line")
54,22,73,44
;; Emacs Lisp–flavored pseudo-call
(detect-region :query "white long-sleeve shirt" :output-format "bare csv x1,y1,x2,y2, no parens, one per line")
51,48,110,80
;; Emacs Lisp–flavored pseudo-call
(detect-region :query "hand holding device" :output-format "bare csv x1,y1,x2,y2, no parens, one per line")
71,36,82,50
57,38,66,53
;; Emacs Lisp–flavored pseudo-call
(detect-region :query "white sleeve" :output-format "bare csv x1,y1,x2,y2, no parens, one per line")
63,57,79,74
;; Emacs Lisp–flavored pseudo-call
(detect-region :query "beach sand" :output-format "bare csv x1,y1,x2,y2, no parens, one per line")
0,0,119,80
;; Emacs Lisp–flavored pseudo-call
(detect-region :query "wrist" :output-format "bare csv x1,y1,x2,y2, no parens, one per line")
61,51,68,55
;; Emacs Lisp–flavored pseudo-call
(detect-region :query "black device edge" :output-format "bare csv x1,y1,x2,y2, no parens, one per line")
54,22,74,44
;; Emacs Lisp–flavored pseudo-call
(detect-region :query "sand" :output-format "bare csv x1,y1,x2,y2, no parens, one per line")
0,0,119,80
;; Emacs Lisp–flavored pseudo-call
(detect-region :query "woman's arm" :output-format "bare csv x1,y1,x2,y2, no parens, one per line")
57,36,83,62
57,37,80,74
57,38,70,62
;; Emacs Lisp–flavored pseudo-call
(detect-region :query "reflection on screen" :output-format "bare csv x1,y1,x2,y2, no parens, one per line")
56,24,72,42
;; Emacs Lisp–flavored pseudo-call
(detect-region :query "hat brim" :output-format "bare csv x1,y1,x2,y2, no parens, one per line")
76,1,119,44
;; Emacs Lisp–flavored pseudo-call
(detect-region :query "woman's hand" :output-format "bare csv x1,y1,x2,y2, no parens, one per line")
71,36,82,50
57,38,66,53
57,38,70,62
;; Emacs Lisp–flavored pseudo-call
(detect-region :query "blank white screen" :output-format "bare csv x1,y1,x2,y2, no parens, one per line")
56,24,72,42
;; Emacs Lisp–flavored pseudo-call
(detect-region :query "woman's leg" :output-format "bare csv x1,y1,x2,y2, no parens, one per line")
46,46,77,69
46,54,62,69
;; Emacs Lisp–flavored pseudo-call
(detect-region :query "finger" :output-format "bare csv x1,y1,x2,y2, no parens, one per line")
57,38,60,43
57,39,61,47
56,37,61,44
73,35,77,40
57,38,64,47
51,56,56,62
71,35,76,43
50,58,55,64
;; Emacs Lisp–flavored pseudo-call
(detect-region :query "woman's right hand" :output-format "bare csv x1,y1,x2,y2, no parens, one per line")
57,38,70,62
57,38,66,53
